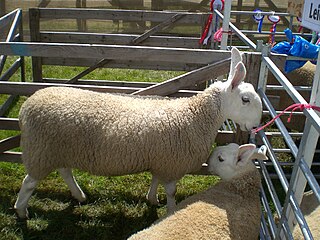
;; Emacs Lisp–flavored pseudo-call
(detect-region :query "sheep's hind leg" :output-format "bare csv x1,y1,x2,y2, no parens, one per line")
14,174,38,219
146,175,160,205
58,168,86,202
164,180,177,214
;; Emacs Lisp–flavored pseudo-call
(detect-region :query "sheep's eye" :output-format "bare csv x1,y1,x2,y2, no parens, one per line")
218,156,224,162
242,96,250,104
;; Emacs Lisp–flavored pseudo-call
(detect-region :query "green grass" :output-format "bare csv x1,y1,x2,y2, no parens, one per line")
0,57,219,240
0,163,218,240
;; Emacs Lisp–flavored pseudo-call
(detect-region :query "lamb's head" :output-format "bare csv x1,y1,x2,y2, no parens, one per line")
208,143,268,181
219,48,262,131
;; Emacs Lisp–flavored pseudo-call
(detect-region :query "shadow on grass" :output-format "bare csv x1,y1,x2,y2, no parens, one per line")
13,188,160,240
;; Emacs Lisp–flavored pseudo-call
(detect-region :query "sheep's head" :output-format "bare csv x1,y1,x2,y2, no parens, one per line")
208,143,268,181
220,48,262,131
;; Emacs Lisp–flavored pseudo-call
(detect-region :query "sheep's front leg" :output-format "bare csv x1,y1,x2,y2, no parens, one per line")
14,174,39,219
58,168,86,202
146,175,160,205
164,180,177,214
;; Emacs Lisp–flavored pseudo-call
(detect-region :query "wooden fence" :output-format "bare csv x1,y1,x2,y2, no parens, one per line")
1,7,320,240
0,8,263,164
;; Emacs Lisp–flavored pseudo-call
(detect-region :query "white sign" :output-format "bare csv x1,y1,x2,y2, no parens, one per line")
302,0,320,32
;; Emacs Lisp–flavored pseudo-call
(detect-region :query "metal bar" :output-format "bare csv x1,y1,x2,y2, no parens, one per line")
258,130,289,192
260,210,272,240
229,10,292,16
266,85,311,91
299,160,320,202
214,9,256,50
260,186,278,239
262,56,320,133
277,121,314,239
260,183,277,239
258,89,298,157
259,160,284,217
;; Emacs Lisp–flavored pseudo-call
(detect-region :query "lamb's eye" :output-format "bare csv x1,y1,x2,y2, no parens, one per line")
242,96,250,104
218,156,224,162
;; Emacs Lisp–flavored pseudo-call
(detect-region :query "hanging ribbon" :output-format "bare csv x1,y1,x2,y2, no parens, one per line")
199,0,224,45
253,9,264,33
214,27,223,42
268,14,280,45
252,103,320,134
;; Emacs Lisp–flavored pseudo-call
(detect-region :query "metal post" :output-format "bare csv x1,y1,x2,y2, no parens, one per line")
283,50,320,237
220,0,232,50
257,44,270,92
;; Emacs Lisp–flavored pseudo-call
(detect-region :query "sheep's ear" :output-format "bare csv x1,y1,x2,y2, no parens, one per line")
230,62,246,90
237,144,256,166
228,47,243,80
251,145,268,160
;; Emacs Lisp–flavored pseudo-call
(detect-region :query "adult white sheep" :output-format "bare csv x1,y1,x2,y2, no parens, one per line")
14,47,262,218
129,143,267,240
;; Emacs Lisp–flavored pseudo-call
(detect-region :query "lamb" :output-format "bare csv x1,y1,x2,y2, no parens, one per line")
128,143,267,240
293,190,320,239
14,47,263,219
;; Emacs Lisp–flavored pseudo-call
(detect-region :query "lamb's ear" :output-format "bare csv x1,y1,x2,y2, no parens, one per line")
251,145,268,160
228,47,243,80
236,144,256,166
230,62,246,90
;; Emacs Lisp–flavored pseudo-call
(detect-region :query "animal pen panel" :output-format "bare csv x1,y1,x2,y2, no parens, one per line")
0,6,320,240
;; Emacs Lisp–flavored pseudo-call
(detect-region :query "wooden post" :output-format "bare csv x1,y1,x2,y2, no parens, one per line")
235,0,242,28
76,0,87,32
29,8,42,82
0,0,5,17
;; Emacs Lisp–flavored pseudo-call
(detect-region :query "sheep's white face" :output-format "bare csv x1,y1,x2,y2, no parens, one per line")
208,143,268,180
208,143,256,181
220,47,262,131
224,81,262,131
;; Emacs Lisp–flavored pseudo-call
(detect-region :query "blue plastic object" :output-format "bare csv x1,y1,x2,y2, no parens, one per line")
271,28,319,73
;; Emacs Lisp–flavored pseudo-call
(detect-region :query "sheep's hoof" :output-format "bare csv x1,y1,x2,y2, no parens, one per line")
15,208,29,220
75,194,87,203
146,195,160,206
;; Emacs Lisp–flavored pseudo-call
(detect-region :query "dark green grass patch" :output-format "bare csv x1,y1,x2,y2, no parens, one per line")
0,162,218,240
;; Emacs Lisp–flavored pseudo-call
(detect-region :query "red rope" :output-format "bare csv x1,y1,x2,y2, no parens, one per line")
252,103,320,133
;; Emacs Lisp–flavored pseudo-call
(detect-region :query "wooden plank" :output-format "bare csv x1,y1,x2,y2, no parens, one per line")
0,117,20,130
0,135,21,153
66,11,191,84
0,81,199,97
243,52,261,88
0,58,21,80
0,95,18,116
42,57,201,71
44,78,156,88
0,42,230,65
0,9,19,32
40,32,200,48
0,0,5,17
132,13,187,45
29,8,42,82
35,8,208,24
0,152,22,163
132,57,231,96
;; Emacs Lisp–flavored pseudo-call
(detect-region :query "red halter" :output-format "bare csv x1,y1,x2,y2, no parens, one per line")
252,103,320,133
